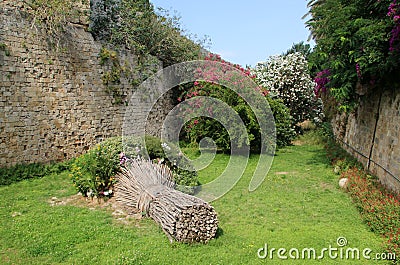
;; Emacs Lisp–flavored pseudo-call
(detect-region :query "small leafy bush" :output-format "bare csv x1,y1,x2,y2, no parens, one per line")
70,135,199,197
70,137,121,198
0,42,10,56
317,122,362,170
332,158,362,175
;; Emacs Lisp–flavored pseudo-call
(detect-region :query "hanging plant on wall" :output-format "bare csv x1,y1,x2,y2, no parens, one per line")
23,0,88,48
98,46,160,105
306,0,400,112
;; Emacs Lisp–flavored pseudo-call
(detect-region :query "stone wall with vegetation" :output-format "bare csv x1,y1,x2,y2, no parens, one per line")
0,2,174,166
332,87,400,193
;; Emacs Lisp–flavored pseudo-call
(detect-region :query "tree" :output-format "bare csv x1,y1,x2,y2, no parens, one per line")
252,52,323,129
284,41,312,59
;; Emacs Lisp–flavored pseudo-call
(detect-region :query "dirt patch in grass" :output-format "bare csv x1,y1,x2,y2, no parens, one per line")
320,182,335,190
274,171,290,175
274,171,299,175
292,139,304,146
1,248,21,264
48,194,143,225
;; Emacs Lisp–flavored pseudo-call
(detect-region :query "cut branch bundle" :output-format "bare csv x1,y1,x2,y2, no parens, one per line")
116,158,218,243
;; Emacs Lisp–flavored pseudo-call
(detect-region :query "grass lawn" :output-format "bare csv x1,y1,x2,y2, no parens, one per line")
0,135,388,264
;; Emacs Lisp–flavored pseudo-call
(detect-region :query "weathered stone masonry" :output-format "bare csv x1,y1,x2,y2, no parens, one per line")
0,2,174,166
332,87,400,193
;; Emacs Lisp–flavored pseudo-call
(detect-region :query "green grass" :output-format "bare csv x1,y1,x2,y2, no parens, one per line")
0,136,389,264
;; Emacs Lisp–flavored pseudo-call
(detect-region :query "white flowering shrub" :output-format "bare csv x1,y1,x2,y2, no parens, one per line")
252,52,323,129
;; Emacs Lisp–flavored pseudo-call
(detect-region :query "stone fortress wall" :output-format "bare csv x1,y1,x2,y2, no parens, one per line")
332,87,400,193
0,1,174,166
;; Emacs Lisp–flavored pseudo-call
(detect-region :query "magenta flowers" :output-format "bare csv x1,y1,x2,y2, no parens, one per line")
314,69,331,97
388,0,400,52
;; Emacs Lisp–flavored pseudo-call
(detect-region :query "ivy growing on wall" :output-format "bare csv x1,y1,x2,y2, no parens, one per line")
22,0,208,102
0,43,10,56
99,46,160,104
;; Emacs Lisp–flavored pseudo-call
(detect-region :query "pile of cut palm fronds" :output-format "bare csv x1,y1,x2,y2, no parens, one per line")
116,158,218,243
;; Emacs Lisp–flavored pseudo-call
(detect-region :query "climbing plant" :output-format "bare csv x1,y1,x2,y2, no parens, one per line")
23,0,86,47
306,0,400,112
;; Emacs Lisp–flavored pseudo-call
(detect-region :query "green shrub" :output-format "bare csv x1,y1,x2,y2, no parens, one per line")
70,135,199,197
178,54,295,152
0,160,73,186
315,122,359,167
317,122,334,140
0,163,49,186
267,96,296,148
70,137,121,197
182,94,295,151
90,0,204,67
332,158,362,175
0,42,10,56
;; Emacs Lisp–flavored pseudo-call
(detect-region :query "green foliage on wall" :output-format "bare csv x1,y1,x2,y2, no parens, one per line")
90,0,207,67
23,0,87,48
306,0,400,112
90,0,209,102
0,42,10,56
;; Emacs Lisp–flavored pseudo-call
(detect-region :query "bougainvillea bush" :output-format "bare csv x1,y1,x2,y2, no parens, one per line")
179,53,294,151
252,52,324,130
306,0,400,111
344,168,400,259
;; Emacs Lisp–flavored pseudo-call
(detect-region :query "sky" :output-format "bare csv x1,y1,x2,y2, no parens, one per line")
150,0,314,67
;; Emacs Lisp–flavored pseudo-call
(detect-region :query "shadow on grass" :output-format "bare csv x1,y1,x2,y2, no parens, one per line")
215,227,224,239
305,148,331,166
